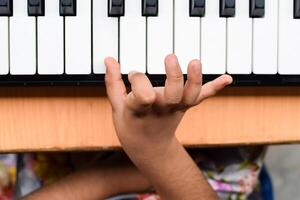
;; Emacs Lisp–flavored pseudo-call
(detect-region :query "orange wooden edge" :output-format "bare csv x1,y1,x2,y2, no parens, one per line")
0,87,299,152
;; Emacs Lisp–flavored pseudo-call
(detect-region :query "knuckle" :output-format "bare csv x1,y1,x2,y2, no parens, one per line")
166,95,182,105
189,77,202,85
139,92,156,105
169,73,183,82
182,98,196,107
105,75,112,84
105,74,121,84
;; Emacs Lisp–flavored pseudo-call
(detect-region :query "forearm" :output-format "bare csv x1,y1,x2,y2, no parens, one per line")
123,137,218,200
23,163,151,200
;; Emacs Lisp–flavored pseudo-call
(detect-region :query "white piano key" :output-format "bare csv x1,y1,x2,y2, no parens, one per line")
227,0,252,74
174,0,200,74
278,0,300,74
0,17,9,75
253,0,278,74
65,0,91,74
147,0,173,74
38,0,64,75
120,0,146,74
93,0,118,74
201,0,226,74
10,0,36,75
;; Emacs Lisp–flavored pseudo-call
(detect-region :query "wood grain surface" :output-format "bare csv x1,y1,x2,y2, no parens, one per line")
0,87,299,152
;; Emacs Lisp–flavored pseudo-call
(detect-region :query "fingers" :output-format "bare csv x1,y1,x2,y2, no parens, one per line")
105,55,232,113
126,71,156,113
164,54,184,105
196,74,233,103
105,57,127,110
182,59,203,106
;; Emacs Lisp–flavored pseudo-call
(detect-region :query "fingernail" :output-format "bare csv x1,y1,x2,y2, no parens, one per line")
165,54,178,65
128,71,140,79
129,70,140,74
191,59,201,67
169,57,179,67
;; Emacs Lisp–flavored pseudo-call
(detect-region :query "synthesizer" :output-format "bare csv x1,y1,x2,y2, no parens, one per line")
0,0,299,86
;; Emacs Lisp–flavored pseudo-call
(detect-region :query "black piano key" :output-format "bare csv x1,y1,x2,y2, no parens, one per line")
295,0,300,19
108,0,124,17
60,0,76,16
220,0,235,17
190,0,205,17
0,0,12,16
28,0,45,16
250,0,264,18
142,0,158,16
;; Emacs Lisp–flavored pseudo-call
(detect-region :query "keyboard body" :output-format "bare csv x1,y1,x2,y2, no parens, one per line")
1,0,300,86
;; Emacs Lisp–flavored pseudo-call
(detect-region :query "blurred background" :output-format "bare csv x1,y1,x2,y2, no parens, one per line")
266,145,300,200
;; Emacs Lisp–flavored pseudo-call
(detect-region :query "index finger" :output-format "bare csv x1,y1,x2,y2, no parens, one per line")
105,57,127,111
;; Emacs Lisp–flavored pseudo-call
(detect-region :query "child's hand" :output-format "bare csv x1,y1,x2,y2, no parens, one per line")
105,54,232,151
105,55,231,199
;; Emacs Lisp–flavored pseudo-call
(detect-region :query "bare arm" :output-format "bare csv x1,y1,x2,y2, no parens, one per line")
23,155,151,200
130,137,219,200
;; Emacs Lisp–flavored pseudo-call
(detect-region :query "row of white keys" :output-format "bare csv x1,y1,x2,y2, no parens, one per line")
278,0,300,74
73,0,279,76
0,17,9,75
202,0,226,74
10,0,36,75
38,0,64,75
93,0,118,74
69,0,280,76
146,0,275,75
253,0,278,74
7,0,299,76
120,0,146,74
147,0,173,74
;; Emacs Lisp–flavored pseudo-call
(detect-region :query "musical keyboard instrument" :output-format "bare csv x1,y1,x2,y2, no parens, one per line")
0,0,299,86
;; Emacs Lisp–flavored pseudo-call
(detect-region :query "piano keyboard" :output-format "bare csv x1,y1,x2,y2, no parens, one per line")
0,0,300,86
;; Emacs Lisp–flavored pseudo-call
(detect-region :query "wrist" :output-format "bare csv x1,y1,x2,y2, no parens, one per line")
122,136,182,174
119,129,178,157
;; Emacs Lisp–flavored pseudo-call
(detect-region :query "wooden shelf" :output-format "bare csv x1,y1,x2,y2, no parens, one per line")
0,87,300,152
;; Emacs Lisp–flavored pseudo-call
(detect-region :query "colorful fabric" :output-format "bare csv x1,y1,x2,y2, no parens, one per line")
0,154,17,200
18,153,73,197
0,147,266,200
198,147,266,200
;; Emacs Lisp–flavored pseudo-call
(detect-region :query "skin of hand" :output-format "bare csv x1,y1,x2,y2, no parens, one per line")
105,54,232,200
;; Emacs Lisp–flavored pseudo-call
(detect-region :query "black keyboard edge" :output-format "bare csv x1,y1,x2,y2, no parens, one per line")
0,74,300,87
